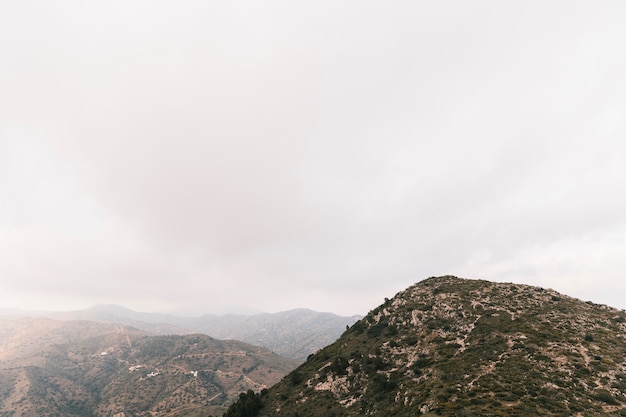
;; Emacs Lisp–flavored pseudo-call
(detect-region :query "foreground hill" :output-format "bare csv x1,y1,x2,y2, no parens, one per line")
226,276,626,416
0,319,298,416
36,307,361,361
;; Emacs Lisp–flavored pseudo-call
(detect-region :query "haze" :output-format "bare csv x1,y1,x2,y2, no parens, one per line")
1,1,625,316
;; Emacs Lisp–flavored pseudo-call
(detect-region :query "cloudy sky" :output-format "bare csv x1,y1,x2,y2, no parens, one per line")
1,1,625,316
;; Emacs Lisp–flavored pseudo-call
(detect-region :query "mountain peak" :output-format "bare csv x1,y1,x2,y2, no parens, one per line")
232,276,626,416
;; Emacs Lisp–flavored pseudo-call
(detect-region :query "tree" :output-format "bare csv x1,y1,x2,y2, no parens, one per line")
223,390,265,417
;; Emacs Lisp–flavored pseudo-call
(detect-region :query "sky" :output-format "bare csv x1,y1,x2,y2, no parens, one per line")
1,1,626,316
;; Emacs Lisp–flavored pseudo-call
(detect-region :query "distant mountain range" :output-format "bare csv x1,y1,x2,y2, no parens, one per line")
1,306,361,361
226,276,626,416
0,318,299,416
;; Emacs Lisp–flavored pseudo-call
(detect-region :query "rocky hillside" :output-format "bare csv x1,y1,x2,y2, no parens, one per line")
227,276,626,416
0,319,298,417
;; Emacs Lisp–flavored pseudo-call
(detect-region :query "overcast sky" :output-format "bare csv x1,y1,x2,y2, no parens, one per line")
1,1,625,316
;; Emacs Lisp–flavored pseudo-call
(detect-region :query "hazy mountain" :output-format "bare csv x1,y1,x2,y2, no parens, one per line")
0,308,38,318
40,306,360,361
192,309,362,361
0,318,150,366
47,305,196,336
226,276,626,416
0,318,298,416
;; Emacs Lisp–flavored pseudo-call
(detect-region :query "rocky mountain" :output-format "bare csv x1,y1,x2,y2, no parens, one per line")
0,318,299,417
37,307,361,361
226,276,626,416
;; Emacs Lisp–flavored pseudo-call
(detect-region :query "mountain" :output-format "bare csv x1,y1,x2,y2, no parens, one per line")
225,276,626,416
0,318,150,366
192,309,362,361
47,305,197,335
0,318,299,416
43,306,360,361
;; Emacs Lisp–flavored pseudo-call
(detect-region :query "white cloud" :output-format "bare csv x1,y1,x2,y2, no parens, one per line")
1,1,626,315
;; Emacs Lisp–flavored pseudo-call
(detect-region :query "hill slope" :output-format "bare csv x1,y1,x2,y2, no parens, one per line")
0,319,298,417
228,276,626,416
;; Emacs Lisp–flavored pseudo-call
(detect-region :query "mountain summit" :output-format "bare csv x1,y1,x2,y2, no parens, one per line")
228,276,626,416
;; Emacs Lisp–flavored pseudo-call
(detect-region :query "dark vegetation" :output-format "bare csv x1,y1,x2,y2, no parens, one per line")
223,389,267,417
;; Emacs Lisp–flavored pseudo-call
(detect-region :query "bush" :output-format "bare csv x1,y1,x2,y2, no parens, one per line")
223,390,264,417
594,389,619,405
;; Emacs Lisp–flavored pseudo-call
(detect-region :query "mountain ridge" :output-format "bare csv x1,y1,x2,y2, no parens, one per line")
3,306,361,361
